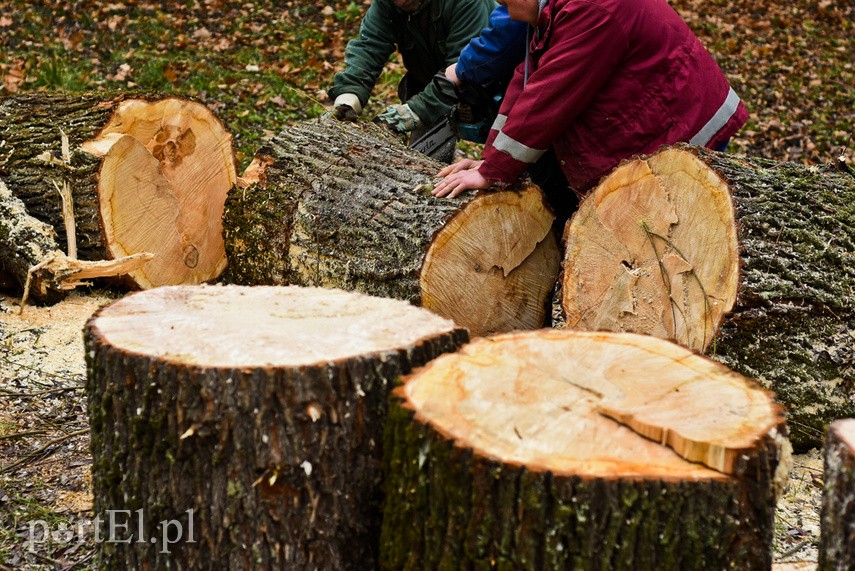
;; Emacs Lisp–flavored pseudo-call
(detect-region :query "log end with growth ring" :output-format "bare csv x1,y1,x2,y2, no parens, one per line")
85,284,467,569
421,184,560,335
401,329,787,477
562,146,740,352
83,98,236,289
383,329,790,569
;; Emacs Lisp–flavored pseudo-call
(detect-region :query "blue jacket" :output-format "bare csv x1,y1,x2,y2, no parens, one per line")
454,6,528,88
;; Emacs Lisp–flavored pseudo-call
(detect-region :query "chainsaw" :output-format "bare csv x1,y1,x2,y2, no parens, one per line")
410,74,504,160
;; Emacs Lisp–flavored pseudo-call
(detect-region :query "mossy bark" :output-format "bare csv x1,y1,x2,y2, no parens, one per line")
819,420,855,571
0,93,125,260
222,120,464,303
381,394,781,571
85,305,468,570
691,148,855,449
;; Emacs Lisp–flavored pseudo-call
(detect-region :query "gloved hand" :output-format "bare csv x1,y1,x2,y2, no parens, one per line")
323,93,363,121
376,104,422,133
331,104,359,121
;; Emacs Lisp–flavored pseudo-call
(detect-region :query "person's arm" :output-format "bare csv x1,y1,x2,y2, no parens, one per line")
328,0,397,111
404,0,494,126
453,6,528,87
479,2,626,182
435,2,628,197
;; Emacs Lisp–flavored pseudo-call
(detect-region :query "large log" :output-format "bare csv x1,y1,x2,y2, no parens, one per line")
561,145,855,448
0,93,236,291
85,284,467,570
819,419,855,571
382,330,790,570
223,119,560,337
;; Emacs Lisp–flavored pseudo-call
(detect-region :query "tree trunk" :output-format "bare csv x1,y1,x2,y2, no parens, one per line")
223,119,560,337
819,419,855,571
0,93,236,291
85,284,467,570
382,329,790,570
561,145,855,449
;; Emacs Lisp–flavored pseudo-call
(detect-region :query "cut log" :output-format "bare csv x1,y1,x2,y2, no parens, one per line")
561,145,855,448
223,119,560,336
0,93,236,291
84,284,467,570
819,419,855,571
382,329,790,570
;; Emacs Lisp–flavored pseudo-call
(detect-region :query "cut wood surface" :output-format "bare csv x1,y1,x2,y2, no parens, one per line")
562,145,855,448
819,419,855,571
382,329,790,570
85,284,467,570
0,93,235,293
223,119,560,336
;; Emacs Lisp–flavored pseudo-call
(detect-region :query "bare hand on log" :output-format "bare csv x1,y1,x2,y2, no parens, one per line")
433,159,488,198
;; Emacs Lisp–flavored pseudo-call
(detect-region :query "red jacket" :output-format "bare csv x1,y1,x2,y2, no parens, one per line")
479,0,748,192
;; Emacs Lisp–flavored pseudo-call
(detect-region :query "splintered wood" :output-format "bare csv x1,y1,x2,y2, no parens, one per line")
562,147,740,352
0,94,236,301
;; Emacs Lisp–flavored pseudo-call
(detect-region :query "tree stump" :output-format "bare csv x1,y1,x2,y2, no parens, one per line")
382,329,790,570
85,285,467,570
223,119,560,336
819,419,855,571
561,145,855,448
0,93,236,292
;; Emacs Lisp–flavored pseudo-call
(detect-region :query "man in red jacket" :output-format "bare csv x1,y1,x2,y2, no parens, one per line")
432,0,747,223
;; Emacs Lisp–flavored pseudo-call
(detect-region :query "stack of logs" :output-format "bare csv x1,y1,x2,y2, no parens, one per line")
3,94,853,569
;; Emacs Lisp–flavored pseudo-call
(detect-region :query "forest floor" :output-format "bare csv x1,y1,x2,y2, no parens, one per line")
1,0,852,568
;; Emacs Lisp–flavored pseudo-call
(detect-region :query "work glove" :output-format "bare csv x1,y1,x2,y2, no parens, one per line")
376,104,422,133
323,93,362,121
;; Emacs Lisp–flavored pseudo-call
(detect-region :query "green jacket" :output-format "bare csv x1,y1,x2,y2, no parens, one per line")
329,0,495,126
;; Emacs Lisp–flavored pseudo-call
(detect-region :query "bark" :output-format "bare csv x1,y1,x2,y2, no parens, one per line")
382,330,790,570
562,145,855,449
819,419,855,571
0,93,236,291
0,178,64,302
223,119,560,336
84,285,467,571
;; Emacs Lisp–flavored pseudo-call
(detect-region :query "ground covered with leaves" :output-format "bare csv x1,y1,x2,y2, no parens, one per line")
0,0,851,569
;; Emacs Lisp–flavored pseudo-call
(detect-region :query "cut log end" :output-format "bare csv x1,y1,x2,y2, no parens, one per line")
385,329,788,569
420,185,560,336
562,147,740,352
85,98,236,288
88,284,463,368
401,329,786,477
85,284,468,569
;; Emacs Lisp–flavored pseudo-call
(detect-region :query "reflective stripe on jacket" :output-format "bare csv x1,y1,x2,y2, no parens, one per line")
479,0,748,192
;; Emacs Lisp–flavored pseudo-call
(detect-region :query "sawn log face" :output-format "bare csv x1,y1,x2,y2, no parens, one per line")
223,120,559,335
561,145,854,449
382,330,789,570
85,285,467,570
